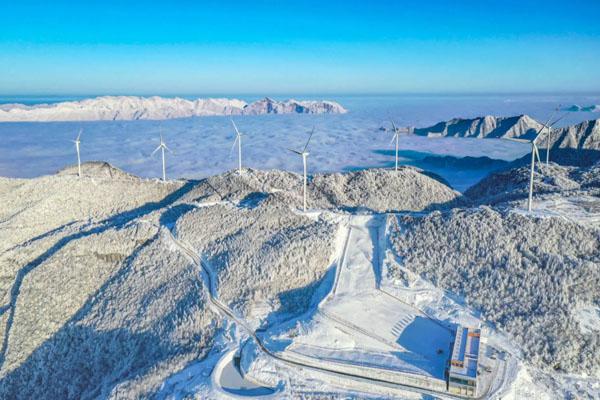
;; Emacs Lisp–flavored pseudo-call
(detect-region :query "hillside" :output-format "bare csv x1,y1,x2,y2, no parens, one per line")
0,96,347,122
387,207,600,374
309,167,463,212
0,164,462,399
465,161,600,205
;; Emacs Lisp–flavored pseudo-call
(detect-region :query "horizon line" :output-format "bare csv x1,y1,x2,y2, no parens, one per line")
1,91,600,100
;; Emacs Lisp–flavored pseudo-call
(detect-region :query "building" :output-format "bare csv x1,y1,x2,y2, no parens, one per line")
447,326,480,397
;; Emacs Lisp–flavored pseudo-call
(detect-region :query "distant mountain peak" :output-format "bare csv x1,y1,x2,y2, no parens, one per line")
0,95,347,122
414,114,542,139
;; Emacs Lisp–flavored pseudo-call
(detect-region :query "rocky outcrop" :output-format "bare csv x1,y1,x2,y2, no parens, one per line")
414,114,543,139
241,97,347,115
547,118,600,150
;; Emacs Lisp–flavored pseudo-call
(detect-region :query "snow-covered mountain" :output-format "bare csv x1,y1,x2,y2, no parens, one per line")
2,164,598,399
413,115,600,152
548,118,600,150
240,97,346,115
413,114,543,139
0,96,347,122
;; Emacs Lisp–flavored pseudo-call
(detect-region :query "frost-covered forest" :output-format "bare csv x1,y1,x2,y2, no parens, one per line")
0,159,599,398
387,207,600,374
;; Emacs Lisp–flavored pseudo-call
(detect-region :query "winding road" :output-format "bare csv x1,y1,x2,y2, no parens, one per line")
164,212,507,399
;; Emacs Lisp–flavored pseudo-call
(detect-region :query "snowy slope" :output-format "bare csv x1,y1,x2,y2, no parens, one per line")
465,161,600,205
0,96,347,122
413,114,600,157
414,115,543,139
548,118,600,150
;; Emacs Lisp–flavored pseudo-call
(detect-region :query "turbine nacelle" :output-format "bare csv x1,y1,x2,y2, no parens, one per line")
152,134,171,156
287,149,309,157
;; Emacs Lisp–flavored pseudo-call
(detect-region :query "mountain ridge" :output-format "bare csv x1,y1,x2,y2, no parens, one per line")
414,114,543,139
0,96,347,122
412,115,600,153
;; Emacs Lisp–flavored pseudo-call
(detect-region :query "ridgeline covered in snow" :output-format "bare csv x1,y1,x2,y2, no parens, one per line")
1,159,598,398
414,114,543,139
0,163,463,398
0,96,348,122
414,115,600,155
465,161,600,206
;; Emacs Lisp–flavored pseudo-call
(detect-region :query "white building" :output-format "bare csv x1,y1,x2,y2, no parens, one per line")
447,326,480,397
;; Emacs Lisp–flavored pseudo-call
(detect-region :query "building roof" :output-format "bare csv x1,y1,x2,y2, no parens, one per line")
449,326,480,379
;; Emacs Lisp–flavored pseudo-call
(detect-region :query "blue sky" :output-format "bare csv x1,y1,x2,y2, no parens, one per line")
1,0,599,95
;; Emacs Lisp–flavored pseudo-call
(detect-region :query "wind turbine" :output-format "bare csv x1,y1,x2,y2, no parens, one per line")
503,125,549,212
389,121,413,171
152,134,171,181
72,129,82,177
288,127,314,212
231,119,243,174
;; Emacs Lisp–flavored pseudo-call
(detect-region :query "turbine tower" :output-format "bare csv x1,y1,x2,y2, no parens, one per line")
231,119,243,174
288,127,314,212
389,121,413,171
152,134,171,181
72,129,82,177
504,125,548,212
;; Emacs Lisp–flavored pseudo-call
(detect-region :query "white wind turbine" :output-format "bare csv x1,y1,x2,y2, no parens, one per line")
504,121,552,212
231,119,243,174
288,127,314,212
72,128,82,177
389,121,413,171
152,134,171,181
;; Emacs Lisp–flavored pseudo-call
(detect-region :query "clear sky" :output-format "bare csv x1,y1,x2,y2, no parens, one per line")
1,0,599,95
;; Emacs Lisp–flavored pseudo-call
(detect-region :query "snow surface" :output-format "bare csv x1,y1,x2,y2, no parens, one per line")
0,96,347,122
250,215,485,396
386,207,600,396
573,304,600,335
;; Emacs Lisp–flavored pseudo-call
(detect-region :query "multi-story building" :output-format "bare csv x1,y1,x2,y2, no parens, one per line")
447,326,480,397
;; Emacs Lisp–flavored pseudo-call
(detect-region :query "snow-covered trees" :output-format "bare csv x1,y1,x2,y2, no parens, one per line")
387,207,600,373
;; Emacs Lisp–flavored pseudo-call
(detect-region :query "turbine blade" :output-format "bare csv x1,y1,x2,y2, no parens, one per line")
302,127,314,153
390,120,397,132
76,128,82,141
502,137,530,144
231,119,241,136
230,135,239,154
549,112,569,128
151,146,161,156
389,132,399,145
533,144,542,165
533,110,559,144
287,148,302,155
164,144,172,153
